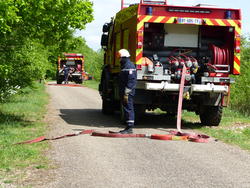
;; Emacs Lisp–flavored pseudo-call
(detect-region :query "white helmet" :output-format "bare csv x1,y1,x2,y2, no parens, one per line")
118,49,130,58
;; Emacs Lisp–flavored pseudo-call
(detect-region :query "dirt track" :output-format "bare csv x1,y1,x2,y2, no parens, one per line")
37,83,250,188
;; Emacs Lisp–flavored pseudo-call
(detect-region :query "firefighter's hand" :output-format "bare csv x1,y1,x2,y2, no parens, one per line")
123,94,129,104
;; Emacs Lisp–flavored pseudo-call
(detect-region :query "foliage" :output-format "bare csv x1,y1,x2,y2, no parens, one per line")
10,0,93,42
63,36,104,81
0,0,20,33
0,0,94,100
230,36,250,115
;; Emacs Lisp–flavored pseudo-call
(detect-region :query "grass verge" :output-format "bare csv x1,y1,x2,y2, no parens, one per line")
182,108,250,151
0,82,49,184
83,79,99,90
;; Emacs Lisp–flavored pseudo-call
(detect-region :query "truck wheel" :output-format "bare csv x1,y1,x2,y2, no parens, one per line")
120,102,126,124
135,104,145,123
100,67,114,115
166,111,177,117
78,79,83,84
57,79,62,84
199,106,223,126
102,98,114,115
120,103,145,124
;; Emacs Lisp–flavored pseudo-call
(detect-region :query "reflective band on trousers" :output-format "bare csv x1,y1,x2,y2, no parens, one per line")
127,120,134,123
121,69,136,72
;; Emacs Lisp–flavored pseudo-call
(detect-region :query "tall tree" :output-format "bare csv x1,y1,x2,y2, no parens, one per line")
0,0,94,100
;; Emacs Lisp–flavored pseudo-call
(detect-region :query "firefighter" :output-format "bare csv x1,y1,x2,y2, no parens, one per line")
117,49,137,134
63,65,70,84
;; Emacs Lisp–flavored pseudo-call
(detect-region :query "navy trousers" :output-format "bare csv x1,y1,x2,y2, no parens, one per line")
123,94,135,127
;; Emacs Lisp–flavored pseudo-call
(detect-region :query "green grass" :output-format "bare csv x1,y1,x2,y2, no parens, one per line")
0,82,49,183
182,108,250,151
83,79,99,90
200,127,250,150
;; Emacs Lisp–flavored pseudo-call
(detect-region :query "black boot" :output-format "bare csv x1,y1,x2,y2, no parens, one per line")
119,126,133,134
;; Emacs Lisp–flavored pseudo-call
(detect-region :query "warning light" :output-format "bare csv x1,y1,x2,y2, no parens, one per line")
235,36,241,53
146,7,153,15
225,10,232,19
137,30,143,49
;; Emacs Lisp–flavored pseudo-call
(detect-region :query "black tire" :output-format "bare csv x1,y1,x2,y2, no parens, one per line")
120,102,126,124
78,76,84,84
56,72,61,84
199,106,223,126
120,103,145,124
57,79,62,84
134,104,145,123
166,111,177,117
100,67,114,115
77,79,83,84
102,98,114,115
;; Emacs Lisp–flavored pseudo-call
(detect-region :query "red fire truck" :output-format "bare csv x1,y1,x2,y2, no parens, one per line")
99,0,241,126
57,53,86,84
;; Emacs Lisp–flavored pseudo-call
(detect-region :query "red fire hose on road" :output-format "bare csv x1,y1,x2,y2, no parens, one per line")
17,68,210,145
47,83,85,87
15,130,94,145
15,129,210,145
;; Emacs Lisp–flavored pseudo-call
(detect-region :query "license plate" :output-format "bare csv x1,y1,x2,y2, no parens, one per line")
220,78,230,83
177,18,202,25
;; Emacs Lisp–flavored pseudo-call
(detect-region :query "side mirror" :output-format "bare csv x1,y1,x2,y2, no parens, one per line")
101,34,108,47
102,23,110,33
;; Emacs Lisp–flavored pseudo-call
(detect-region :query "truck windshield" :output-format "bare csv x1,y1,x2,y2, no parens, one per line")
66,60,75,66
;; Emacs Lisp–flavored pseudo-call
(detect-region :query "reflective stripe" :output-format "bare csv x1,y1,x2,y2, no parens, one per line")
126,120,135,123
121,69,136,72
136,49,143,64
233,54,241,74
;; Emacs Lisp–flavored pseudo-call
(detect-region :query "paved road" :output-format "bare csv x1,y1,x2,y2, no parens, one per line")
43,83,250,188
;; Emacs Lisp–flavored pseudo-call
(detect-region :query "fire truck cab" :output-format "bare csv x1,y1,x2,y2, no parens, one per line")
57,53,86,84
99,0,241,126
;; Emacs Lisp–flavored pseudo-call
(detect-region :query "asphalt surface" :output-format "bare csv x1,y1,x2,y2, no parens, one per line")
42,83,250,188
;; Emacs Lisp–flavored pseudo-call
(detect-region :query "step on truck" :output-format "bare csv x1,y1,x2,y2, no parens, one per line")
57,53,86,84
99,0,241,126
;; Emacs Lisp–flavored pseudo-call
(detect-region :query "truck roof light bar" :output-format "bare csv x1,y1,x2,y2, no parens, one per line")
121,0,131,9
142,0,167,5
168,8,211,14
121,0,167,9
195,4,216,7
121,0,141,9
64,53,83,57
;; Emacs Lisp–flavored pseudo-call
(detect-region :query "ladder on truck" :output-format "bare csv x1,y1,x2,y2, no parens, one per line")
121,0,167,9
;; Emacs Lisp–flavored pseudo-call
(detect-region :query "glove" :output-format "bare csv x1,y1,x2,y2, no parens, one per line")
183,91,190,100
123,94,129,104
125,87,132,95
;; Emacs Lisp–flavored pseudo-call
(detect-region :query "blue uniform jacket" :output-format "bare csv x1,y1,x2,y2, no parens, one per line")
64,66,70,76
119,57,137,96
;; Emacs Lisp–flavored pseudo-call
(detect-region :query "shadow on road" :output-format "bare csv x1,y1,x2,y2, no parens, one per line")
60,109,120,128
59,109,201,130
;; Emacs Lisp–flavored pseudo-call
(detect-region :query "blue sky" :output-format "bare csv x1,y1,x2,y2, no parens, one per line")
76,0,249,51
